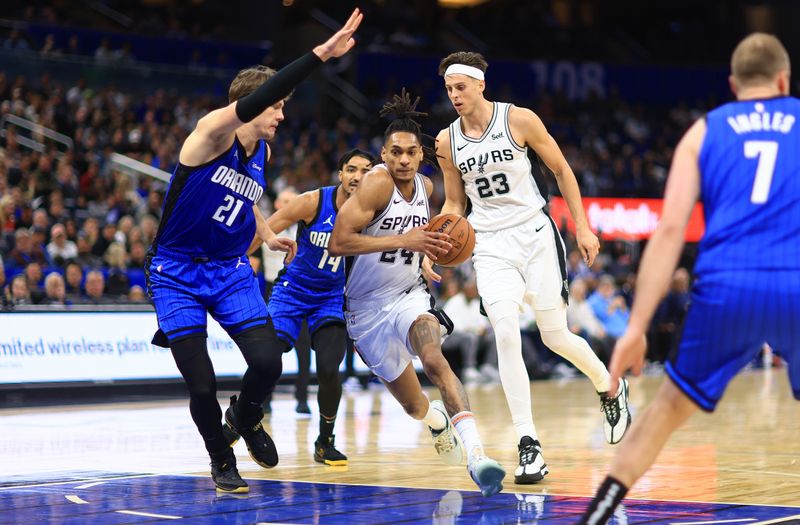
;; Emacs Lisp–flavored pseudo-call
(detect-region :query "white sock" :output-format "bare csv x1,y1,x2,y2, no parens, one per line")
489,307,539,442
422,399,447,431
452,411,484,462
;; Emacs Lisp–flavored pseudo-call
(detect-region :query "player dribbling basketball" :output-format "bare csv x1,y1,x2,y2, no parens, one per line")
330,90,506,497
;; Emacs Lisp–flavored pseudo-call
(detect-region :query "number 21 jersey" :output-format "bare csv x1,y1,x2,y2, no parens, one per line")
152,137,267,260
695,96,800,275
448,102,547,233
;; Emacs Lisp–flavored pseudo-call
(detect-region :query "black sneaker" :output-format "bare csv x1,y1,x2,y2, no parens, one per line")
210,448,248,493
296,401,311,415
314,435,348,466
514,436,548,484
224,395,279,469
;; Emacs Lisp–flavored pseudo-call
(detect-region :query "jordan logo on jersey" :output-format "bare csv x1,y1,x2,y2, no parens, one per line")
323,215,334,227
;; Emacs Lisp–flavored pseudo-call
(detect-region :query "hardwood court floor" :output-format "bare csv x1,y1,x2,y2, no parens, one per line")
1,369,798,524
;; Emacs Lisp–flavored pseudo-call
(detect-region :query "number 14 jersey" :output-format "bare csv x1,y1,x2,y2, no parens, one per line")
695,96,800,275
448,101,547,233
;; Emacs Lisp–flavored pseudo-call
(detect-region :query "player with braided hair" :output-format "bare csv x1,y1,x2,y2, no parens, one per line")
330,90,507,497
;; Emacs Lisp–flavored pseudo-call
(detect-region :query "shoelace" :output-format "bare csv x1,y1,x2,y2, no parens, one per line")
433,427,456,453
600,394,620,425
518,442,537,465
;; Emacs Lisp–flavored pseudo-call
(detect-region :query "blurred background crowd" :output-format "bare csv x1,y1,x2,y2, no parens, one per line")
2,0,795,380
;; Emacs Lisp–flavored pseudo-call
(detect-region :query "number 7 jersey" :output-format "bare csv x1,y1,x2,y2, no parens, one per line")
448,101,547,232
695,96,800,275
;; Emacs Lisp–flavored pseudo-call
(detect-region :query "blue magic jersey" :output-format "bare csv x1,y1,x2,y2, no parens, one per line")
275,186,343,294
694,96,800,276
153,137,267,260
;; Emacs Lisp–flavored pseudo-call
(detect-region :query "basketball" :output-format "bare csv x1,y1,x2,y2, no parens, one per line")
425,214,475,267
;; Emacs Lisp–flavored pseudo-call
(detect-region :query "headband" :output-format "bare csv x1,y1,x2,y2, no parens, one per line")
444,64,485,81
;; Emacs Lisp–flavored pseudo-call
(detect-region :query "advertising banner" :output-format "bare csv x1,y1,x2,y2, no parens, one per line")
0,312,374,385
548,197,705,241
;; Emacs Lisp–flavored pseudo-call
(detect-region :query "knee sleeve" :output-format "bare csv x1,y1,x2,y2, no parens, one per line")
171,336,216,398
234,323,288,378
312,324,347,377
312,324,347,418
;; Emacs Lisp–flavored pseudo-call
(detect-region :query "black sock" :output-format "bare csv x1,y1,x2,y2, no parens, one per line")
578,476,628,525
319,414,336,441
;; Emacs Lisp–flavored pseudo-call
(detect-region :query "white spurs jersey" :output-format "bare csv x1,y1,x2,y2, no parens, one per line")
345,168,430,306
448,102,547,232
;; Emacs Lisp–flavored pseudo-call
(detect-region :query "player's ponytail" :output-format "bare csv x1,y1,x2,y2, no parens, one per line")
380,88,437,168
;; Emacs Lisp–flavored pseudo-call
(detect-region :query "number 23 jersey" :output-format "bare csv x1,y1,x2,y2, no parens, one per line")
152,137,267,260
448,101,547,233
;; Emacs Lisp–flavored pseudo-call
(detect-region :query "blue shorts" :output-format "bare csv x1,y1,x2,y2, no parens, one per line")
268,282,344,346
147,252,267,344
667,270,800,411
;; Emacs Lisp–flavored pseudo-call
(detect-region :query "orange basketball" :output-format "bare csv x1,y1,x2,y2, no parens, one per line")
425,214,475,267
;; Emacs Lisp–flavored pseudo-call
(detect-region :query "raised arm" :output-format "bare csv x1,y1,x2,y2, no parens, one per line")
435,128,467,216
329,169,451,258
608,118,705,389
179,8,364,166
510,105,600,265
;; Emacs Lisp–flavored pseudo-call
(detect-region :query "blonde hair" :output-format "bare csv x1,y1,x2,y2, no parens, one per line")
228,65,278,103
731,33,791,87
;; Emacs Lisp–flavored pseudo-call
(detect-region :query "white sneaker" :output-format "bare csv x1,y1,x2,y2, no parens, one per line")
514,436,548,484
467,454,506,497
600,377,631,444
428,400,463,466
462,367,483,385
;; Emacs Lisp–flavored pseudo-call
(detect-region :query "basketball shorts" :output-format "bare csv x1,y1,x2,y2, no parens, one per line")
667,270,800,411
268,281,344,346
345,286,434,382
147,252,267,345
472,209,568,318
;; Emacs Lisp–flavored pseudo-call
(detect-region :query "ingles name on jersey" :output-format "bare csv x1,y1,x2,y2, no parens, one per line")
210,165,264,202
726,102,796,135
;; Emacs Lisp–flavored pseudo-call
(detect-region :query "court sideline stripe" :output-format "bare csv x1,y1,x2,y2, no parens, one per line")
0,473,166,491
116,510,181,519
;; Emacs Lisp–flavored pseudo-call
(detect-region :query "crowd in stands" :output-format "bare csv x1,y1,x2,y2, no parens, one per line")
0,56,701,376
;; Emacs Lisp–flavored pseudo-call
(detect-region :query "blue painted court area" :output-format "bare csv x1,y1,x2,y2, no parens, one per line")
1,475,798,524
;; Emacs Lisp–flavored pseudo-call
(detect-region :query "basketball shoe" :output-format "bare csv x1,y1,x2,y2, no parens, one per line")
600,377,631,444
314,435,348,466
515,436,548,484
223,395,279,469
209,447,248,493
467,454,506,497
428,400,463,465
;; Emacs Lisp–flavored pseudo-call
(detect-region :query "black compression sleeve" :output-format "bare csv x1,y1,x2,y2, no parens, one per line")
234,52,323,123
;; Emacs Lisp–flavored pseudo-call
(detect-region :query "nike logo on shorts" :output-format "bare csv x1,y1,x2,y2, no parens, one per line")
535,224,546,232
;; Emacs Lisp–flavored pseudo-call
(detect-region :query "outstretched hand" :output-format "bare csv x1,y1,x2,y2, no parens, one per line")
267,236,297,264
422,255,442,282
608,329,647,395
313,8,364,61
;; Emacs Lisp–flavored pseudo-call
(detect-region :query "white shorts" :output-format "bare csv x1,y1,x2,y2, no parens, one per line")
472,209,568,324
345,286,433,382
